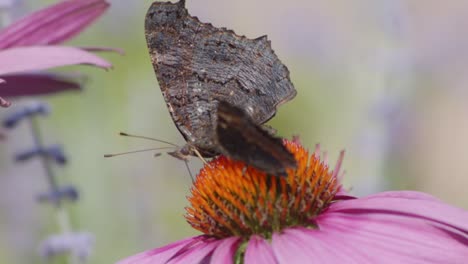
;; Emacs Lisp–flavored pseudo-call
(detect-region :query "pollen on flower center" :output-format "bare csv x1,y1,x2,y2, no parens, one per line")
185,139,342,239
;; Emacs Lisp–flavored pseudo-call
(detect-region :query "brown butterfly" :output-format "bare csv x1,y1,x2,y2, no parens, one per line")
145,1,297,174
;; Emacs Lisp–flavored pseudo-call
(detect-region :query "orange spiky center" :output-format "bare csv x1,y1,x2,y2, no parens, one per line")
185,140,341,239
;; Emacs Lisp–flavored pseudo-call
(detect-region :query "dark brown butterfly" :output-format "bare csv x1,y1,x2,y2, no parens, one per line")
145,1,297,174
216,101,297,175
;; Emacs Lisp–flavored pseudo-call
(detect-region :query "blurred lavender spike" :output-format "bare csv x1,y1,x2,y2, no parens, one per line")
352,0,412,195
0,0,23,26
38,232,95,262
15,144,67,165
2,101,49,128
46,145,67,165
0,0,16,8
37,185,79,204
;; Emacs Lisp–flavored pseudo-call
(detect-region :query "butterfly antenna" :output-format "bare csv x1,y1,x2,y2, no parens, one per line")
115,132,196,181
104,147,175,158
119,132,179,147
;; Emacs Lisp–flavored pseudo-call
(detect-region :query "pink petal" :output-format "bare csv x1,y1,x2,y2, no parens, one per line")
271,231,323,263
166,238,221,264
327,191,468,234
115,236,204,264
306,190,468,263
210,237,241,264
0,46,111,75
360,190,442,202
0,0,109,49
266,191,468,263
315,212,468,263
0,72,83,97
245,235,277,264
277,228,369,263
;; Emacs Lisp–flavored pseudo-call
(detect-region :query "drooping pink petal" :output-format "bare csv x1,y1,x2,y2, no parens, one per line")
245,235,277,264
115,236,204,264
210,237,241,264
319,213,468,263
0,72,83,97
0,0,109,49
293,192,468,264
327,191,468,235
0,46,111,76
166,238,221,264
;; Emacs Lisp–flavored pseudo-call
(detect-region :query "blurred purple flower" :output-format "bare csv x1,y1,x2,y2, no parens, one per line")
0,0,115,108
0,0,21,10
38,232,95,261
117,141,468,264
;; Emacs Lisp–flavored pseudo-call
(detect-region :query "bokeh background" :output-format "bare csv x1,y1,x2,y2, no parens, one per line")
2,0,468,263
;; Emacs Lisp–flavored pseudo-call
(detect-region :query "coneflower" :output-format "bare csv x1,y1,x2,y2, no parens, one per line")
117,139,468,263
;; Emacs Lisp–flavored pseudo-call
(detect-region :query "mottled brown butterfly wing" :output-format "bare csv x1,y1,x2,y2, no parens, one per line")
145,0,296,157
216,101,297,176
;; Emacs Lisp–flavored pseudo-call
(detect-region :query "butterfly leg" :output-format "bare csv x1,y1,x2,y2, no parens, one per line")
261,125,277,136
192,147,209,165
184,160,195,183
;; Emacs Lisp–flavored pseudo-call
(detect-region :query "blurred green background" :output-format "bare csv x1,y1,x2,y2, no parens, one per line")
2,0,468,263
